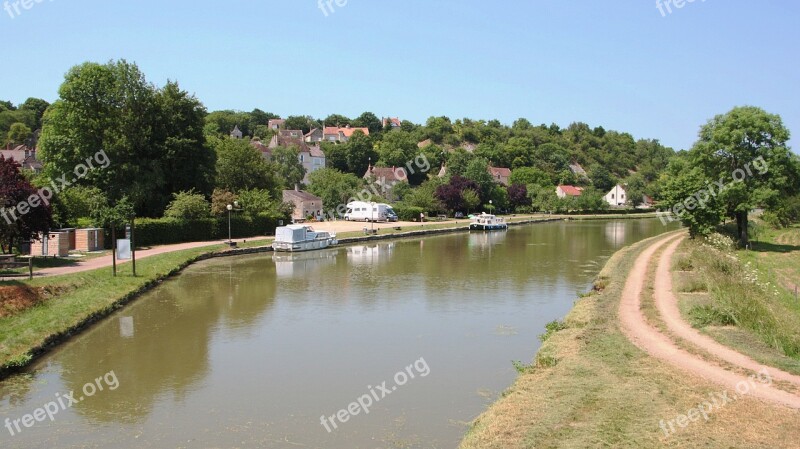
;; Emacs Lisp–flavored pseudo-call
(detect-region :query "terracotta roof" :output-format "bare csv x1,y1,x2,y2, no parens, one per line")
339,127,369,138
322,126,369,139
383,117,401,127
488,167,511,177
251,140,272,157
270,130,310,151
558,185,584,196
309,145,325,158
364,165,408,183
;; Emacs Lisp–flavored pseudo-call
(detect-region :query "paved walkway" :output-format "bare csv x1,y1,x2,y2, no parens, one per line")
21,219,460,279
31,236,274,278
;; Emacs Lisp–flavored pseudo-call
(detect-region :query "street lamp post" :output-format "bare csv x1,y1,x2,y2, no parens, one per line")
371,202,375,234
489,199,493,214
227,201,240,246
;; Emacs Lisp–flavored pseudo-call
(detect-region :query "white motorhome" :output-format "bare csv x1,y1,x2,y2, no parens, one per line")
344,202,398,222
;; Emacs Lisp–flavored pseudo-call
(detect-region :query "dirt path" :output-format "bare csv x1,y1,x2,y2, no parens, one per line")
618,233,800,409
655,237,800,388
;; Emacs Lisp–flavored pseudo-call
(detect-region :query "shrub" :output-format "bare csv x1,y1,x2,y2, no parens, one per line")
164,190,211,220
132,214,283,247
393,204,425,222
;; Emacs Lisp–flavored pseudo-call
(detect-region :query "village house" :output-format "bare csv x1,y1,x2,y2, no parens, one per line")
251,140,272,160
321,126,369,143
283,187,324,222
382,117,402,130
230,125,243,139
268,130,326,183
304,128,324,143
556,185,584,198
488,166,512,186
604,184,627,207
364,164,408,197
0,144,43,172
268,119,285,130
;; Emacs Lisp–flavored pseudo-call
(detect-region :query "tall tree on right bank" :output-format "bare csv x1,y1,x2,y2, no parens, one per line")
691,106,793,246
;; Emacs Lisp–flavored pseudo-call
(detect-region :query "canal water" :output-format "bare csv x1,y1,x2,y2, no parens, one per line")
0,219,677,448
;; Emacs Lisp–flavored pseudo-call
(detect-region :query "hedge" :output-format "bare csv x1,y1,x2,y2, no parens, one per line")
113,214,284,247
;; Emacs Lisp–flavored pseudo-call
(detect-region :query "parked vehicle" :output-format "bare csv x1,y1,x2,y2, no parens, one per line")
344,202,398,222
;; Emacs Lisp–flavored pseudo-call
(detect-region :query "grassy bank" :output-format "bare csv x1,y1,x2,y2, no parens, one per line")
674,224,800,375
459,231,800,449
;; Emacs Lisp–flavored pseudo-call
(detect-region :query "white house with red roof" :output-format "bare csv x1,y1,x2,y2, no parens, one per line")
604,185,627,207
382,117,402,130
556,185,584,198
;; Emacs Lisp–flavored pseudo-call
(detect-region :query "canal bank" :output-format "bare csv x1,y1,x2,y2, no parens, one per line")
0,215,568,377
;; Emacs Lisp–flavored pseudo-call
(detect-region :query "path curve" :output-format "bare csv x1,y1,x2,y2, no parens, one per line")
618,233,800,409
655,237,800,388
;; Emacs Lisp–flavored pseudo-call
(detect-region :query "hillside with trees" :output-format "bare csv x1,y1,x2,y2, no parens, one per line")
3,59,798,252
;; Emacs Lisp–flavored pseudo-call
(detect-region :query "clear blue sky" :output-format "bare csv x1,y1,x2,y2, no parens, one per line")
1,0,797,152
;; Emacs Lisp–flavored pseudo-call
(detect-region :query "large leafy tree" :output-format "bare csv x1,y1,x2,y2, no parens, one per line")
213,137,277,194
306,168,363,212
691,106,793,245
0,156,52,253
38,60,214,217
463,158,495,200
271,146,306,189
155,81,216,205
344,131,378,176
19,97,50,130
435,175,480,212
352,112,382,135
6,123,32,146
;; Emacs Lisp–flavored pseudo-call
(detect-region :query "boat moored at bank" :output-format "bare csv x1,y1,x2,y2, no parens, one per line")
272,225,338,252
469,213,508,231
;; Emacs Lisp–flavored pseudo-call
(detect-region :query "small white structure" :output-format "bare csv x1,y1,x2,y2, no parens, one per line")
604,185,627,207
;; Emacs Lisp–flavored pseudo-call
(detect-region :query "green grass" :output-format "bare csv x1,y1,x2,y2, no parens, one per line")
686,230,800,358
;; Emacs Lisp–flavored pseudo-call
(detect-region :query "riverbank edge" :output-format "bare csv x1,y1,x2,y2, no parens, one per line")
2,215,587,379
457,229,684,448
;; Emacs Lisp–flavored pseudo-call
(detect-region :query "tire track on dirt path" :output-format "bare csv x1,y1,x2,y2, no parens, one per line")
619,233,800,409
